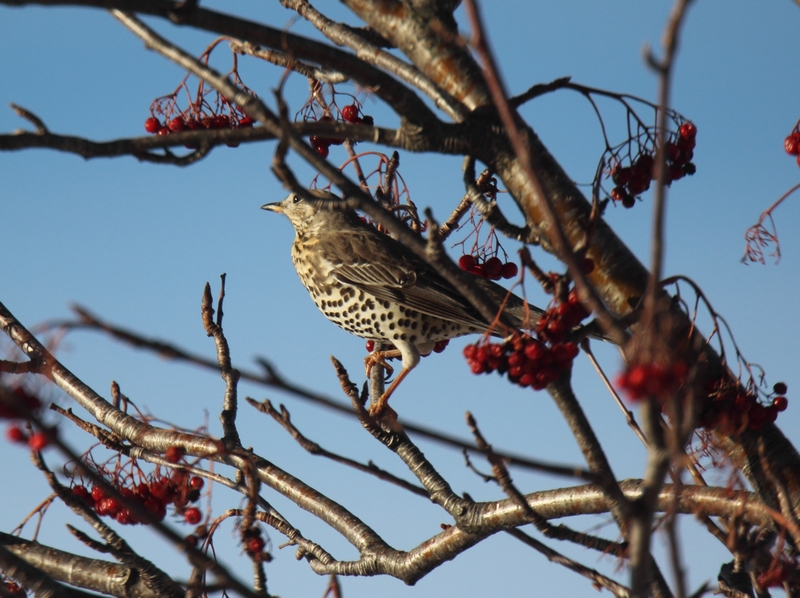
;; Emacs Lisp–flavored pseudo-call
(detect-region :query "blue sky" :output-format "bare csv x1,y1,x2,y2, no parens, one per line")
2,1,800,596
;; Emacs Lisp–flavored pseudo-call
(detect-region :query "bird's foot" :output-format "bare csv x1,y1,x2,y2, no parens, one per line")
367,367,411,418
364,349,402,379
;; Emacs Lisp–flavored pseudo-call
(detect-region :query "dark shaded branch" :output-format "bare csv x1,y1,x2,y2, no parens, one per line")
0,533,163,598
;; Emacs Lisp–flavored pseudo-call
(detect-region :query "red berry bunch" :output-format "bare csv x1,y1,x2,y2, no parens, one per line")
145,40,258,149
463,336,580,390
71,469,205,526
615,361,689,401
784,125,800,167
458,254,518,280
5,425,50,450
309,105,372,158
144,113,253,149
0,386,42,419
609,122,697,208
535,288,590,344
463,285,588,389
699,379,788,432
2,386,51,450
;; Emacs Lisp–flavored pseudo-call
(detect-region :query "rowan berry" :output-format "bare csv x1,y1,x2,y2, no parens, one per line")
184,507,202,525
144,117,161,133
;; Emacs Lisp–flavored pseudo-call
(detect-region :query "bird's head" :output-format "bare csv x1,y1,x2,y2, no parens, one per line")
261,189,344,234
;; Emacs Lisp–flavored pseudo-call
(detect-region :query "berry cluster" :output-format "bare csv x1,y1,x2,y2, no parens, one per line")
463,285,590,389
535,288,590,344
616,361,689,401
784,126,800,166
458,254,518,280
309,105,372,158
699,379,788,432
145,39,258,150
610,122,697,208
463,336,580,390
144,113,253,148
5,425,49,451
2,386,49,450
71,467,205,526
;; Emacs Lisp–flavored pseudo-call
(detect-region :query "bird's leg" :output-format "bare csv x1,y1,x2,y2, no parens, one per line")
368,367,412,416
363,349,402,379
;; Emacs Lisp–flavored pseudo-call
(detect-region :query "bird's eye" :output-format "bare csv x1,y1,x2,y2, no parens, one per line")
292,194,303,204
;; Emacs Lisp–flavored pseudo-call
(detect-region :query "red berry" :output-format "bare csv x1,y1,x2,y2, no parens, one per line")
458,254,476,271
184,507,202,525
469,360,486,374
518,372,535,388
626,176,649,196
189,476,204,490
157,126,171,136
475,347,489,363
667,164,685,182
677,140,696,160
501,262,519,279
683,162,697,176
563,342,579,359
523,340,545,362
28,431,49,451
238,116,254,128
622,195,636,209
773,396,788,412
214,114,231,129
341,104,360,123
72,485,95,505
471,264,487,278
664,142,681,163
366,340,375,352
764,405,779,424
679,122,697,140
310,137,329,158
247,536,265,553
484,257,503,280
463,344,477,360
635,153,655,177
611,165,632,186
98,497,120,518
6,425,27,443
150,480,174,502
116,508,136,525
185,534,199,547
165,446,185,463
773,382,788,395
784,133,800,155
144,117,161,134
168,117,185,133
433,339,449,353
91,485,106,502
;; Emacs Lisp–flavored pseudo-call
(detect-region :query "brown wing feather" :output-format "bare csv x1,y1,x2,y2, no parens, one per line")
317,219,535,331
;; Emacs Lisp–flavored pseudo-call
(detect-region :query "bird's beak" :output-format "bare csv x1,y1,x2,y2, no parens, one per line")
261,202,283,213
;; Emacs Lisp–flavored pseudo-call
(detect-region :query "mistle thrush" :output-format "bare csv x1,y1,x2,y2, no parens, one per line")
262,190,542,415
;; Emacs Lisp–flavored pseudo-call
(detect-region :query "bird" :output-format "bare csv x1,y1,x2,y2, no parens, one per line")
262,189,542,416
